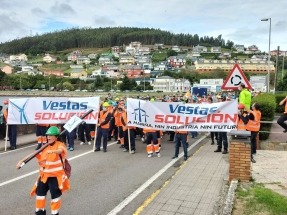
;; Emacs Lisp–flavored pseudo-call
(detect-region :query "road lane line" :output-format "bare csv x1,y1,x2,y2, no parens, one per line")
0,141,117,187
107,135,208,215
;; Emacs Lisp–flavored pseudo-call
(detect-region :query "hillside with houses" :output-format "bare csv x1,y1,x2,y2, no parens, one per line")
0,36,286,93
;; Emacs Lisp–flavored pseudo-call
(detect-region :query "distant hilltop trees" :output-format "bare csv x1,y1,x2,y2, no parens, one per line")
0,27,234,55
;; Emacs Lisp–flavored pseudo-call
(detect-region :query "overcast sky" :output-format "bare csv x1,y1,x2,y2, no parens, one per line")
0,0,286,52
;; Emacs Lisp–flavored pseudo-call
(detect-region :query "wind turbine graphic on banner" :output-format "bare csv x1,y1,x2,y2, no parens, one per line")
132,100,149,123
10,100,29,124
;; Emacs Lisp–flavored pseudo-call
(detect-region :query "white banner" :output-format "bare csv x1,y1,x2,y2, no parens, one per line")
7,97,100,125
127,98,238,132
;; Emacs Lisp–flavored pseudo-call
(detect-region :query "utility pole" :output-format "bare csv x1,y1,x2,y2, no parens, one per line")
274,46,280,92
283,55,285,80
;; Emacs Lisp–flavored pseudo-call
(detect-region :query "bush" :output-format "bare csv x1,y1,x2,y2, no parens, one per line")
252,93,276,140
274,93,286,113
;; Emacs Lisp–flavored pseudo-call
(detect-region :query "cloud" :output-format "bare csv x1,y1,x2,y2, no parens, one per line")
31,7,45,16
50,2,75,15
94,16,116,26
0,14,26,35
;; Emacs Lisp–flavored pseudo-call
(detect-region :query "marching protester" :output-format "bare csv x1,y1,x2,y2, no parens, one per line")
16,126,70,215
95,102,112,152
121,109,136,153
78,122,92,145
3,99,17,150
214,96,228,154
0,105,6,138
172,130,188,161
277,95,287,133
239,102,262,163
143,127,161,158
66,128,77,151
35,124,49,150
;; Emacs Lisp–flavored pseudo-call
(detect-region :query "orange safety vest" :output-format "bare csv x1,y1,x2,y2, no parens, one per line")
37,124,49,127
237,118,246,131
285,102,287,113
114,109,124,127
99,111,110,129
175,130,188,134
143,127,156,133
245,110,261,132
3,108,8,123
31,141,70,196
121,112,136,131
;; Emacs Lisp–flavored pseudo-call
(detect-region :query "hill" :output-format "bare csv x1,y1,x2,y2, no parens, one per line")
0,27,233,55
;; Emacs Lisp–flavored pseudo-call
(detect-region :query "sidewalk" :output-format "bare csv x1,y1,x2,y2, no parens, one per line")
0,133,36,151
140,142,229,215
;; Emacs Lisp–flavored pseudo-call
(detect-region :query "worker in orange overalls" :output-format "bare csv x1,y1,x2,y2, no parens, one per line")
95,102,112,152
35,124,49,150
121,110,136,154
143,127,160,158
16,126,70,215
114,102,125,147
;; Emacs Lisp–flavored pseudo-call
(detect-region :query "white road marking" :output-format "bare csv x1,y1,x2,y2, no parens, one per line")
0,141,117,187
0,144,37,155
107,135,208,215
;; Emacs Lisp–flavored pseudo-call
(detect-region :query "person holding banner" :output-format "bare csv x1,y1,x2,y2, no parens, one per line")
16,126,70,215
143,128,160,158
214,96,228,154
172,130,188,161
121,110,136,154
95,102,112,152
3,99,17,150
35,124,49,150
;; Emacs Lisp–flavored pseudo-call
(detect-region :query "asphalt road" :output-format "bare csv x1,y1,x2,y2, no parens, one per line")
0,135,207,215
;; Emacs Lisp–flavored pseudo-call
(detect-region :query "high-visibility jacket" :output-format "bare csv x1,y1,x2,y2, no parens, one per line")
285,101,287,113
245,110,261,132
175,130,188,134
99,110,111,129
3,108,8,123
143,127,156,133
237,118,246,130
30,141,70,196
114,109,124,127
121,112,135,131
37,124,49,127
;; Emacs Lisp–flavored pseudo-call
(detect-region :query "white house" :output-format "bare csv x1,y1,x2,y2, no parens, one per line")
152,76,191,92
193,45,207,53
43,54,56,63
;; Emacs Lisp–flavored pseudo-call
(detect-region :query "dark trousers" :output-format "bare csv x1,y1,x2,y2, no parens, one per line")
66,129,76,148
277,114,287,130
0,123,6,138
211,132,218,143
8,124,17,147
123,129,136,150
36,177,62,199
96,127,109,150
78,123,91,143
146,132,158,145
108,118,116,139
250,131,258,154
175,133,188,157
169,131,175,141
217,132,228,151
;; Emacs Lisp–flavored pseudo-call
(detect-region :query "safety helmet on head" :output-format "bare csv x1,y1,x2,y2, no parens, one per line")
102,102,110,107
238,103,245,109
3,100,8,105
46,126,60,136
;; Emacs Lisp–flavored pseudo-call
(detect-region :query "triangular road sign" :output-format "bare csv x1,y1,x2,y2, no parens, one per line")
221,64,252,90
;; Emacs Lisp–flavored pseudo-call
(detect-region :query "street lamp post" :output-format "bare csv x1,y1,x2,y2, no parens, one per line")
261,18,271,93
282,55,285,80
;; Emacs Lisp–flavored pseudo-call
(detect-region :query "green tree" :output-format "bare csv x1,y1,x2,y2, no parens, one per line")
63,81,74,91
119,75,132,91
